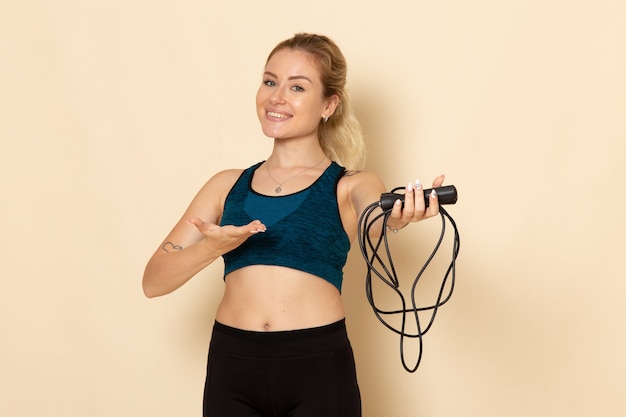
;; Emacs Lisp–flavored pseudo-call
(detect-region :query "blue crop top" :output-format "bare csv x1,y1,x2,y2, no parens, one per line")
220,161,350,292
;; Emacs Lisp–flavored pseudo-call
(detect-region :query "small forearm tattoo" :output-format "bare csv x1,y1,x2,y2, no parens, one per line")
162,241,183,253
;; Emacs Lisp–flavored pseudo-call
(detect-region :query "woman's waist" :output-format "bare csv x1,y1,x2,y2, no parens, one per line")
216,266,345,331
215,299,345,332
209,319,350,358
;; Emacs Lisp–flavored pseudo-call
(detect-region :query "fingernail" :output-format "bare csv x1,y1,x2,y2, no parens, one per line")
407,182,413,192
394,199,402,206
415,179,422,190
431,189,437,198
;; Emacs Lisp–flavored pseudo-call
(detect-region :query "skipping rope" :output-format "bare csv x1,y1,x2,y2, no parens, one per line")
357,185,460,372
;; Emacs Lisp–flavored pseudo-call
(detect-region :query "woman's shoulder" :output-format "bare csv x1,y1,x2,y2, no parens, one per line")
194,166,250,201
337,168,386,207
205,161,262,188
210,167,246,183
339,168,384,188
188,166,251,218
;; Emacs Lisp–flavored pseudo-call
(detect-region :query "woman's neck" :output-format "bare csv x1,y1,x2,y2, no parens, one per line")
268,140,327,168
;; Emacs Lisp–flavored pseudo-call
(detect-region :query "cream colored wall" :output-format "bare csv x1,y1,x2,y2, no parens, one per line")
1,1,624,416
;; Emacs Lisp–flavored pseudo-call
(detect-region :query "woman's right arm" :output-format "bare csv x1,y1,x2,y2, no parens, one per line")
142,169,266,298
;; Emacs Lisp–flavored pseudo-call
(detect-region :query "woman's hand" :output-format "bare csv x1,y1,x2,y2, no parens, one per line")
187,218,267,254
386,175,445,231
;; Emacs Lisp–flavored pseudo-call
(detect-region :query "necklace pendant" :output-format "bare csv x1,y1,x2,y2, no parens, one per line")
275,186,282,193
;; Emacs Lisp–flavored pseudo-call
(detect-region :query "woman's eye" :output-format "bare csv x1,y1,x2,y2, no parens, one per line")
263,80,276,87
292,85,305,92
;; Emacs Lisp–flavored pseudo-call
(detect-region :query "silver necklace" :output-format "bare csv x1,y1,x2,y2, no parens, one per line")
266,156,327,193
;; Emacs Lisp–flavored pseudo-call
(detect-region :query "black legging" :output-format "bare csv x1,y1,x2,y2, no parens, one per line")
203,319,361,417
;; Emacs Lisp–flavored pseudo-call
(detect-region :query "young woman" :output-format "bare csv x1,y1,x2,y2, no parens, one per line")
143,33,444,417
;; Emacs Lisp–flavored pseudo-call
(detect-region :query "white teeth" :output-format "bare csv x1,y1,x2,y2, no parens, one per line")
267,111,289,119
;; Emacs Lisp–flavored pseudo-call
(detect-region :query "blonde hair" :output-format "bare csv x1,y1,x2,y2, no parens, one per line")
267,33,366,170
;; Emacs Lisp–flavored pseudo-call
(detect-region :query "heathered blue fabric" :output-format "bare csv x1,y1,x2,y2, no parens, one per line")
220,161,350,292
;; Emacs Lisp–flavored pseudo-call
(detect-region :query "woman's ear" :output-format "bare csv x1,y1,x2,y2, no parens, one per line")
323,94,340,118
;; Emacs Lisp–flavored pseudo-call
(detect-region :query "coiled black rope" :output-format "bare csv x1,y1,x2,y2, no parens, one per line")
357,188,460,372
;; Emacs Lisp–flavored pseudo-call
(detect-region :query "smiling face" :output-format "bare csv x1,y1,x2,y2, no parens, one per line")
256,48,337,141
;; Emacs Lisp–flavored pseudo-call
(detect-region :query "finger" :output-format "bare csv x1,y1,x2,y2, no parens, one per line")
432,174,445,188
426,188,440,217
401,181,417,220
187,217,206,230
388,197,402,219
188,218,222,236
414,179,426,215
245,220,267,233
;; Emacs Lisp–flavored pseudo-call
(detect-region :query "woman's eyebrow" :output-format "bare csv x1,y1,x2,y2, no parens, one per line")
264,71,313,83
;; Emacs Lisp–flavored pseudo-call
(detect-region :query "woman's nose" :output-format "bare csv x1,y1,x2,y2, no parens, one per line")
269,89,285,104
